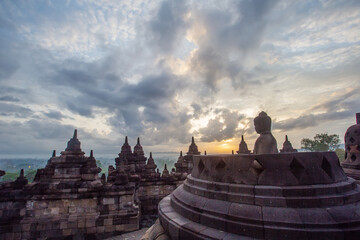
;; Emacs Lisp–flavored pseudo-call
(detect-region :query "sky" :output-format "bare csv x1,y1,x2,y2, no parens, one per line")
0,0,359,156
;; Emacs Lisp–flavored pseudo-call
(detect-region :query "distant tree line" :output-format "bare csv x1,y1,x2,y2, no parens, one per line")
301,133,345,161
1,169,37,183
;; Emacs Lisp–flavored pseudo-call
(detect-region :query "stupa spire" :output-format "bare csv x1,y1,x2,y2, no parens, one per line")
73,129,77,139
120,136,132,156
147,152,156,166
187,136,200,155
280,135,297,153
237,135,251,154
134,137,144,156
161,163,170,178
64,129,83,154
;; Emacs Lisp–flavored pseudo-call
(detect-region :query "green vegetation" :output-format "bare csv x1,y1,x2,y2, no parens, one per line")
1,172,18,182
301,133,345,162
335,148,345,162
1,169,37,183
301,133,340,151
25,169,37,182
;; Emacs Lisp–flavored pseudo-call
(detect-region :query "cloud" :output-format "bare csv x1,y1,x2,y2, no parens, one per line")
147,0,189,54
0,0,359,155
273,89,360,131
0,103,33,118
0,119,74,154
199,108,245,142
188,0,279,92
0,95,19,102
43,110,66,120
50,53,189,139
273,110,353,131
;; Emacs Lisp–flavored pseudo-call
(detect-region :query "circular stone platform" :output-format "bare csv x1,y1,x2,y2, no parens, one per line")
158,152,360,239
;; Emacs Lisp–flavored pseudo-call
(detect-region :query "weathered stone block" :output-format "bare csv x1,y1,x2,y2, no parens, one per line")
97,226,105,233
115,225,124,231
104,218,113,226
21,224,31,232
105,225,115,232
60,221,67,229
102,198,115,205
86,219,96,228
62,229,72,236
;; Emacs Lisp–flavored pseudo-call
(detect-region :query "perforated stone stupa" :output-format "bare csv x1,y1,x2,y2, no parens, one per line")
174,137,201,175
342,113,360,183
154,112,360,240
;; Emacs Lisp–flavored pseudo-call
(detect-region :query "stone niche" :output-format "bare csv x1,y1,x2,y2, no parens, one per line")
0,130,139,240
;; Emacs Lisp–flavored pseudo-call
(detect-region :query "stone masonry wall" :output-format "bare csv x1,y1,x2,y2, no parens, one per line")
0,187,139,240
138,180,183,216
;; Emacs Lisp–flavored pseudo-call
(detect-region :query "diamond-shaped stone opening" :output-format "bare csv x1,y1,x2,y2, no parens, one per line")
350,137,355,143
198,159,205,175
321,157,333,180
351,154,357,161
215,160,226,170
290,157,305,180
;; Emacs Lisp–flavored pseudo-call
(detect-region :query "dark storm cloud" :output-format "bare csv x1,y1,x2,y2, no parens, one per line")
43,110,66,120
0,103,33,118
191,103,203,119
0,119,75,154
0,52,19,81
190,0,279,92
0,42,20,81
66,101,93,117
311,88,360,112
0,0,359,155
0,119,115,155
148,0,189,54
273,89,359,131
273,110,354,131
51,55,190,141
0,95,19,102
199,109,245,142
27,119,75,139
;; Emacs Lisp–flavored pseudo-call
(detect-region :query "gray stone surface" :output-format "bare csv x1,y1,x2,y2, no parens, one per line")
105,228,148,240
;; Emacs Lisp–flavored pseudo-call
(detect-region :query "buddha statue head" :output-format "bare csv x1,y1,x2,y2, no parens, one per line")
254,111,272,134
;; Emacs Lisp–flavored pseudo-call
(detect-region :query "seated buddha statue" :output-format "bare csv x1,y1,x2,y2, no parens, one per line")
253,111,278,154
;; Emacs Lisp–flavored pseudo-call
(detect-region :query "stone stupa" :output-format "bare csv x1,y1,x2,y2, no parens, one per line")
149,111,360,240
342,113,360,183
